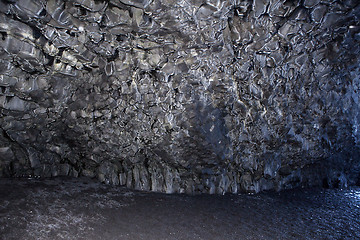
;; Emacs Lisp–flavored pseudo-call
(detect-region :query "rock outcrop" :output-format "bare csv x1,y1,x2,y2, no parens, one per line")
0,0,359,194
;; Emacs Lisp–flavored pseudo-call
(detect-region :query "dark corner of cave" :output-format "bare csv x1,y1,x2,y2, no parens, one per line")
0,0,360,239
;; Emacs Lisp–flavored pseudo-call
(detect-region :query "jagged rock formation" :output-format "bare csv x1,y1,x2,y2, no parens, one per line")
0,0,359,194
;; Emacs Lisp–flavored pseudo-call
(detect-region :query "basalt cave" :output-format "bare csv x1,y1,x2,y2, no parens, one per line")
0,0,360,239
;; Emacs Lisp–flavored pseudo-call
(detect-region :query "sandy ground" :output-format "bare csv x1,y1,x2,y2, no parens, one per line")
0,177,359,240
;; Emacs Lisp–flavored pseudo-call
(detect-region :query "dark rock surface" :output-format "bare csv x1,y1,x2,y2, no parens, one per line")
0,0,359,193
1,178,360,239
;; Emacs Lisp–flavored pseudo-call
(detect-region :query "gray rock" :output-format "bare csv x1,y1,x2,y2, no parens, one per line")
59,163,70,176
0,0,359,194
304,0,320,8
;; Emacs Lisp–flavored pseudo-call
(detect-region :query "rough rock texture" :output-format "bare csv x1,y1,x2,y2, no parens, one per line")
0,0,359,194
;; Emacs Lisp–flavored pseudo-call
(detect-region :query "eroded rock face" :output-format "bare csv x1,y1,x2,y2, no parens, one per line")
0,0,359,194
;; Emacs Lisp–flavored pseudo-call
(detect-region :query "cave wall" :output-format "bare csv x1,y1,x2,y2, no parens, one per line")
0,0,359,194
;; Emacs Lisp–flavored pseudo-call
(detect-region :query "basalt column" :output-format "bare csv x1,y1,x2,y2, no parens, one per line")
0,0,359,194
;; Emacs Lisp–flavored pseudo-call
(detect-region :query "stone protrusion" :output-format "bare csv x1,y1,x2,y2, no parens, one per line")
0,0,359,194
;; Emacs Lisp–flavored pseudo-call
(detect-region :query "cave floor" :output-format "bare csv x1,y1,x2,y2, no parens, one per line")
0,177,359,240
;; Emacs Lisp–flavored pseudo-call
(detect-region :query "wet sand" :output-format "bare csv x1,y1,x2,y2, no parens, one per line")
0,177,359,240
